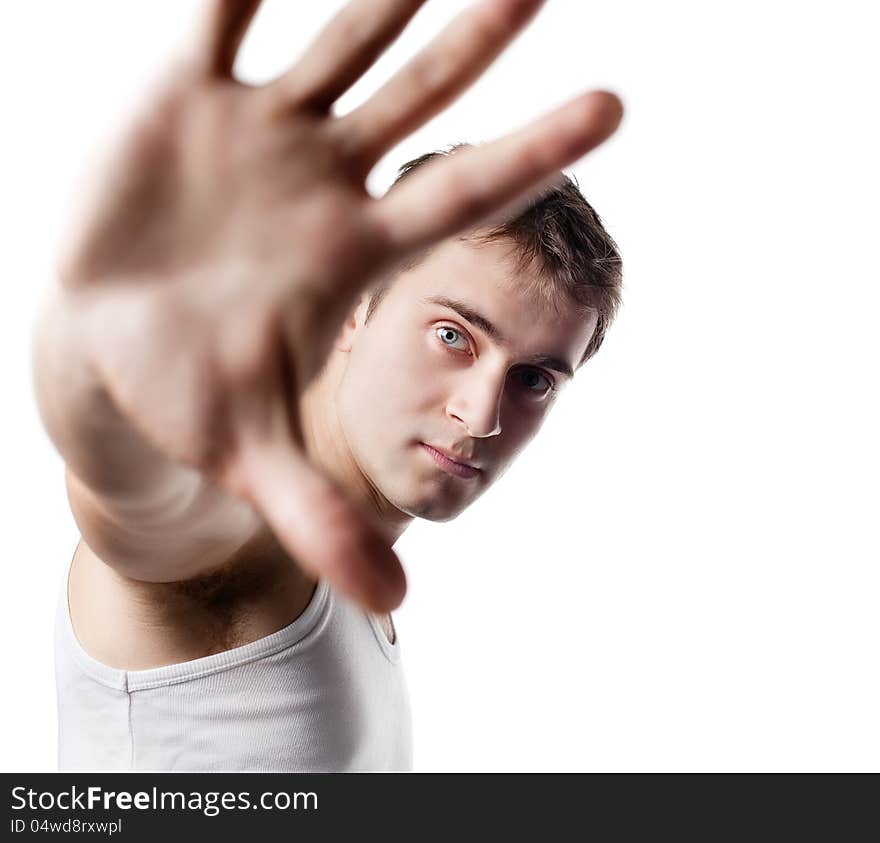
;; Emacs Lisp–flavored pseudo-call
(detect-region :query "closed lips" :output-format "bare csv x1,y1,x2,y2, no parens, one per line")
420,444,481,478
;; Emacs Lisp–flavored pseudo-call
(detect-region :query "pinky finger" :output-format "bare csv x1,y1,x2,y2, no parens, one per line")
184,0,263,80
372,90,623,254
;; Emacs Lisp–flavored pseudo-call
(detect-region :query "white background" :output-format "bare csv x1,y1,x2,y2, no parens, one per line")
2,1,878,771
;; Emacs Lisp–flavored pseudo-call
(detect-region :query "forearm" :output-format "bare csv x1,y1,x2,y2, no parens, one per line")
33,282,172,499
31,280,259,579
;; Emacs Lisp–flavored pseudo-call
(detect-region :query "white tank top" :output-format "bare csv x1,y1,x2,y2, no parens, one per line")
54,563,413,772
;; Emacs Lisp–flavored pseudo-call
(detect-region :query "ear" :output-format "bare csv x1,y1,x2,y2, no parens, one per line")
335,293,371,353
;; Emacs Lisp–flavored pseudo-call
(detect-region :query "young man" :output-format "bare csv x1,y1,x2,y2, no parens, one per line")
33,0,622,771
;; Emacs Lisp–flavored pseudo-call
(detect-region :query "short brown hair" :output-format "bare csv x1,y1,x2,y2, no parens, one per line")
367,145,623,366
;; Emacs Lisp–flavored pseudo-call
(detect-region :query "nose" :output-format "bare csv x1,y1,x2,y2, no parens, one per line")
446,369,504,438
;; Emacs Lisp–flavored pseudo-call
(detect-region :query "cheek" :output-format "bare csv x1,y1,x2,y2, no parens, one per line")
346,328,442,418
498,401,548,455
381,328,450,409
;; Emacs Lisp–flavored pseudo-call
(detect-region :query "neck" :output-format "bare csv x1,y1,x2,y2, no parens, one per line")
298,351,412,547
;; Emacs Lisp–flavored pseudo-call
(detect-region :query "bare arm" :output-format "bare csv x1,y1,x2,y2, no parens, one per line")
32,283,261,582
32,0,622,610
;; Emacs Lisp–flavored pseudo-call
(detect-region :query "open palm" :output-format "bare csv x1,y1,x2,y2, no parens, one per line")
55,0,622,611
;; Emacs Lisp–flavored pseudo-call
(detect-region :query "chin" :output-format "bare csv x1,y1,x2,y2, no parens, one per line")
395,494,468,523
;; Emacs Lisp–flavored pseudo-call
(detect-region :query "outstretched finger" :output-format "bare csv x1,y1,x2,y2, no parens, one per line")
340,0,544,172
234,433,407,614
187,0,264,79
371,90,624,253
269,0,427,112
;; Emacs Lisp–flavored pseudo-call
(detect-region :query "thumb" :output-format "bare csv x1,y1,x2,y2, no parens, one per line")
234,434,407,614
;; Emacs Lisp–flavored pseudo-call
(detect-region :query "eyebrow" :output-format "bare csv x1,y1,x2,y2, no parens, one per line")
423,295,575,380
526,354,575,380
425,295,505,343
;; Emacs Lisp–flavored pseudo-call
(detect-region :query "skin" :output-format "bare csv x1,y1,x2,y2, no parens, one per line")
306,236,596,533
35,0,621,668
69,236,596,668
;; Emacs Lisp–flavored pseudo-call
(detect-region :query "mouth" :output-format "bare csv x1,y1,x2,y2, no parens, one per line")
420,443,482,480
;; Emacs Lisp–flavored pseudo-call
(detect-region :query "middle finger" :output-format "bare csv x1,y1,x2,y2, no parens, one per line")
338,0,544,173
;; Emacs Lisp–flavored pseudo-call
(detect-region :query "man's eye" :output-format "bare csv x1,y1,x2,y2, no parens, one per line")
515,369,553,397
436,326,469,352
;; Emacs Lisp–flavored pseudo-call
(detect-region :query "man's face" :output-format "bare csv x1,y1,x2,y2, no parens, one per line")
335,236,597,521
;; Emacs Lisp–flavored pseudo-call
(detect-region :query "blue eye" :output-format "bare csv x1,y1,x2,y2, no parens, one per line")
516,369,553,396
436,326,469,352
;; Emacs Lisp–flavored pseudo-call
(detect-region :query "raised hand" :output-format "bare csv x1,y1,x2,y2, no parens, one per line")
52,0,622,611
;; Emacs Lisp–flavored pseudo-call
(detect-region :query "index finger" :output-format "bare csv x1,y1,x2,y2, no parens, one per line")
370,90,624,254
